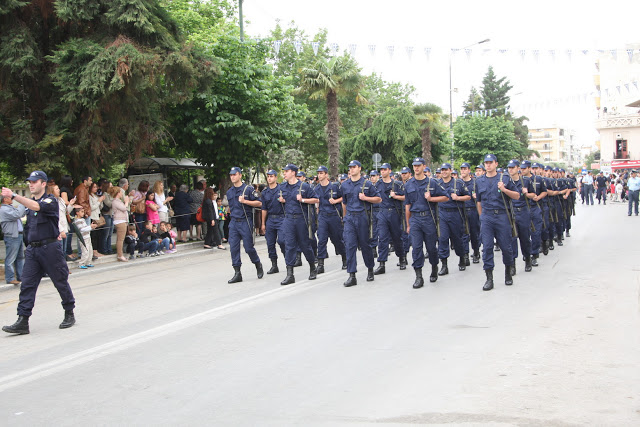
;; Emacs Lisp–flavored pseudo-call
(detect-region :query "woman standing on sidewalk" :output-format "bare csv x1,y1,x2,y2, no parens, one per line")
202,187,225,250
109,186,129,262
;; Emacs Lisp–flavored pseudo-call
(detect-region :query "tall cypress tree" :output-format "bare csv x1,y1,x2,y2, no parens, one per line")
0,0,218,176
480,66,512,112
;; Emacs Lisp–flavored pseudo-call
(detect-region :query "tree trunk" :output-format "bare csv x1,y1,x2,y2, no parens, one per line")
421,127,433,168
326,90,340,177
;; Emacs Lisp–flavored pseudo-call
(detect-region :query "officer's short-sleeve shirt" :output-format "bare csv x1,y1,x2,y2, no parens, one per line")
314,182,342,215
475,173,518,211
377,179,405,210
260,184,284,216
25,193,60,243
404,177,446,213
510,176,534,208
281,180,314,215
461,178,477,208
530,174,548,196
227,183,259,220
439,178,469,209
342,177,380,213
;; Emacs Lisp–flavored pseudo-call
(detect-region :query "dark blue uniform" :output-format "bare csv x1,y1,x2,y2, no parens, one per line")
19,194,75,317
281,180,316,267
461,177,481,257
341,177,380,273
227,183,261,267
549,178,566,240
542,175,554,243
437,177,468,261
404,177,446,269
564,176,576,232
508,175,534,261
314,181,345,259
260,184,286,261
475,174,517,270
527,174,547,256
375,179,405,262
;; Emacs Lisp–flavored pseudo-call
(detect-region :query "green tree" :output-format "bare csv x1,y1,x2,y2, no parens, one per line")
295,54,366,177
413,103,449,168
462,86,483,113
452,115,521,167
481,66,512,112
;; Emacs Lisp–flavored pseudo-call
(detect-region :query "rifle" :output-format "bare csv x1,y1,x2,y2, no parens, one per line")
517,175,536,233
391,180,406,232
499,172,518,238
360,178,373,240
299,181,313,239
242,184,255,244
453,177,470,234
329,185,343,227
426,177,440,239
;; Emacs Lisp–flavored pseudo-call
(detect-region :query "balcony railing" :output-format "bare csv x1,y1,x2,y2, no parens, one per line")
613,152,631,160
596,113,640,129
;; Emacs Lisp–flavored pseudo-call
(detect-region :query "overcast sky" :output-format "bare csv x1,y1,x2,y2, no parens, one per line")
244,0,640,148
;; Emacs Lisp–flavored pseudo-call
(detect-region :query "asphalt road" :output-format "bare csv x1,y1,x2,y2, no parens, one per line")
1,201,639,426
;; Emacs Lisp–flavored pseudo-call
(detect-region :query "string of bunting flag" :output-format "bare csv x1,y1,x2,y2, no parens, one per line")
258,40,640,63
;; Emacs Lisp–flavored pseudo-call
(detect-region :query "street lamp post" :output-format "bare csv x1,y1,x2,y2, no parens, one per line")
449,38,490,163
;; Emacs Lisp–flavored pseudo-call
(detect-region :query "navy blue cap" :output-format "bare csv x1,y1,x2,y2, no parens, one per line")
316,165,328,173
400,166,411,174
425,166,431,173
460,162,471,169
436,168,441,173
26,170,48,182
440,162,452,170
484,154,497,162
544,166,552,171
296,171,306,177
229,167,242,175
380,163,391,170
452,170,458,175
531,163,540,168
339,173,348,180
497,168,503,173
283,163,299,172
412,157,426,165
475,164,484,170
520,160,531,168
560,168,565,173
369,170,379,176
552,167,559,172
348,160,362,168
507,160,519,168
266,169,278,176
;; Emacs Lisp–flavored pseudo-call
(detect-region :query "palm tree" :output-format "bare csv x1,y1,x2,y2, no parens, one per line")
295,54,365,177
413,103,448,168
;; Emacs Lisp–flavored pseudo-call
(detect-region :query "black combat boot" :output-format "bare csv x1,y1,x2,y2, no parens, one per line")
399,256,407,270
510,260,516,277
412,268,424,289
566,230,571,237
438,258,449,276
317,258,325,274
294,252,303,267
343,273,357,287
556,237,563,246
458,256,466,271
464,254,470,266
2,315,30,335
280,266,295,286
549,239,555,250
341,253,347,270
483,270,494,291
542,240,549,256
372,247,378,259
267,258,279,274
472,250,481,264
366,268,375,282
505,265,513,286
255,262,264,279
309,262,317,280
430,265,439,283
228,266,242,283
59,310,76,329
525,256,532,272
374,261,386,275
531,254,539,267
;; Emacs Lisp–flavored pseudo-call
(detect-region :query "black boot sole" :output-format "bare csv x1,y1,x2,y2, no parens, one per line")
2,327,29,334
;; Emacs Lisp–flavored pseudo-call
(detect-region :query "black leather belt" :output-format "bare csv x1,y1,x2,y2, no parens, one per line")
513,207,525,212
232,218,247,222
320,211,339,216
465,207,477,211
285,214,304,219
440,207,459,212
412,211,431,216
346,211,366,216
486,209,506,215
29,237,58,247
268,214,284,219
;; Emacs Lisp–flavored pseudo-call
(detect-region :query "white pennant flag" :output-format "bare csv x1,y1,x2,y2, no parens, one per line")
406,46,414,60
293,40,302,55
610,49,617,60
627,49,634,63
533,49,539,62
566,49,572,61
519,49,526,61
549,49,556,61
312,42,319,56
616,86,621,94
582,49,589,56
634,81,639,91
330,42,339,55
483,48,491,56
465,48,472,60
273,40,282,56
348,43,357,56
499,49,508,55
387,45,395,59
424,47,431,61
625,83,630,93
368,44,376,56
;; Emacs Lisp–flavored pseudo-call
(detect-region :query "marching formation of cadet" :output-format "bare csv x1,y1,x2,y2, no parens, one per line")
224,153,576,292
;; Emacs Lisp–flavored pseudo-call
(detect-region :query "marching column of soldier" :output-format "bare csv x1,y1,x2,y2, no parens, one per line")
224,153,577,293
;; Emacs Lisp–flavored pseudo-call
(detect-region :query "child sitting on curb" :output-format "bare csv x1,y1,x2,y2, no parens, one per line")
124,224,145,259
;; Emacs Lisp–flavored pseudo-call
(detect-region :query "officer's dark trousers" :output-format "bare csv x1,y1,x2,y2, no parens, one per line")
284,215,315,267
511,208,532,260
541,203,551,241
409,212,439,269
369,209,379,250
229,218,260,267
480,209,514,271
438,209,465,259
376,209,404,262
597,187,606,203
530,205,543,255
553,201,565,239
629,190,639,215
18,241,75,317
343,212,375,273
317,212,345,259
462,207,481,254
265,216,286,260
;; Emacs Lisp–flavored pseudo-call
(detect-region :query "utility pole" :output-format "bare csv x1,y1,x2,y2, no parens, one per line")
239,0,244,42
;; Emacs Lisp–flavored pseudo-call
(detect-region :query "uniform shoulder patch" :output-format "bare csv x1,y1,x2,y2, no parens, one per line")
43,198,53,203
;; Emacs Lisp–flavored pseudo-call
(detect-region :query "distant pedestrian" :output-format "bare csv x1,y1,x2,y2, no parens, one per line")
1,195,26,285
627,170,640,216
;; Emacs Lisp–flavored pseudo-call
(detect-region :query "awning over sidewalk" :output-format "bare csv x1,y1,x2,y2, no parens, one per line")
611,159,640,169
128,157,210,173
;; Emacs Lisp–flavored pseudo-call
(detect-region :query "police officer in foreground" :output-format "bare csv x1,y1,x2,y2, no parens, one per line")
522,162,547,266
475,155,520,291
506,160,534,274
279,164,318,285
2,171,76,334
260,169,286,274
405,157,448,288
314,165,347,273
460,162,481,264
341,160,381,287
226,167,263,283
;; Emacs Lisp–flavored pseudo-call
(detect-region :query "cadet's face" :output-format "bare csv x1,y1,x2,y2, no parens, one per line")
29,179,47,197
508,166,518,177
484,161,497,173
317,171,327,181
230,173,241,184
440,168,451,179
412,164,424,174
380,168,390,178
370,175,379,183
460,167,470,178
283,169,296,180
348,166,361,177
401,172,410,181
475,168,483,176
267,174,277,184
